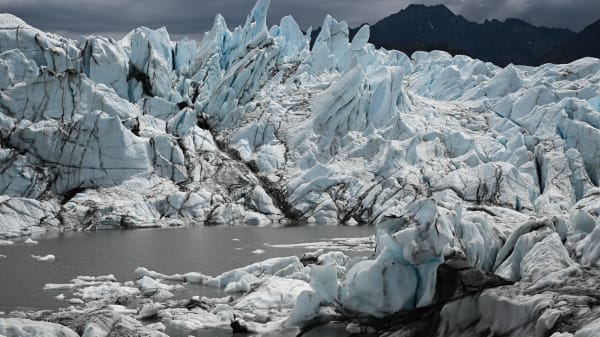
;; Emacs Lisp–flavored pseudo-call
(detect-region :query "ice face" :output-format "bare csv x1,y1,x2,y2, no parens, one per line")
80,36,130,99
0,49,38,90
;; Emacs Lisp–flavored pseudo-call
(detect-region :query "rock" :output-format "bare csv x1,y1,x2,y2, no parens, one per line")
434,256,513,304
230,319,249,333
137,303,162,319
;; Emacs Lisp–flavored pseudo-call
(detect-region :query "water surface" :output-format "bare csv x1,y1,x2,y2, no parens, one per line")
0,225,373,312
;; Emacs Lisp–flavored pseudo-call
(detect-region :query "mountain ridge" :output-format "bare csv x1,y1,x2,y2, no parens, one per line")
312,3,598,66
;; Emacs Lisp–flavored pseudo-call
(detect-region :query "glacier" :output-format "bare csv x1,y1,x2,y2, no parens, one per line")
1,0,600,335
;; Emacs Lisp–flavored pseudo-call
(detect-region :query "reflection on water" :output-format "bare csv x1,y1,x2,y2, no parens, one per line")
0,225,373,312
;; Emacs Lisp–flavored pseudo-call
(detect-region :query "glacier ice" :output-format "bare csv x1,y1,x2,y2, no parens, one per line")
1,0,600,335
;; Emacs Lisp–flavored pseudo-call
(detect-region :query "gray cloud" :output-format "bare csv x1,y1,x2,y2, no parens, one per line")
0,0,598,41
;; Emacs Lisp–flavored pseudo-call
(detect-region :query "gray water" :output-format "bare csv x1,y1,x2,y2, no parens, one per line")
0,225,373,313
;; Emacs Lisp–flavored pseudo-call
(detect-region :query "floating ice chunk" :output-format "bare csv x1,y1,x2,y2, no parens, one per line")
346,322,376,334
343,257,418,316
160,307,230,332
138,276,174,293
43,276,117,291
317,251,350,268
76,282,139,300
31,254,55,262
138,302,163,319
267,237,374,252
68,298,84,305
135,267,185,282
107,304,138,315
205,256,305,288
309,265,339,304
24,238,38,245
77,274,118,282
54,293,65,301
0,318,79,337
183,272,208,284
0,240,14,245
0,255,6,259
45,283,91,291
80,322,108,337
286,290,325,327
146,322,166,332
234,276,310,310
224,272,259,293
251,249,266,255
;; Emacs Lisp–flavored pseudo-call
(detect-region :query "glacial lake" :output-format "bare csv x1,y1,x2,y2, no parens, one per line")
0,225,374,313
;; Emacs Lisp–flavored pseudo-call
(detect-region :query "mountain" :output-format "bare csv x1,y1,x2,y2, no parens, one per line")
312,4,577,66
539,18,600,64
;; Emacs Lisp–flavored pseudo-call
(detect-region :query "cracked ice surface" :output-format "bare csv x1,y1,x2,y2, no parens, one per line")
1,0,600,335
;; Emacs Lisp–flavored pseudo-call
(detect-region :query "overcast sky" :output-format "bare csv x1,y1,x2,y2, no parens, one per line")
1,0,599,41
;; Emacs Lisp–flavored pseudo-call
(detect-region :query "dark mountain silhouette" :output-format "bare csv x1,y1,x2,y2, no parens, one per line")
311,4,600,67
539,18,600,64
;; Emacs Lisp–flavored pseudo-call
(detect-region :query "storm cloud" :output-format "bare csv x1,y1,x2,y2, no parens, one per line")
1,0,598,40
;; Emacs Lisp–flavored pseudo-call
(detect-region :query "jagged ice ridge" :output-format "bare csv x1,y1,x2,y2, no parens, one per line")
1,0,600,336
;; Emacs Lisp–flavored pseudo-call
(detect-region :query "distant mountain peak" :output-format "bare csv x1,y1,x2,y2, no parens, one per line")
397,3,457,19
353,3,580,66
312,3,597,66
404,3,453,12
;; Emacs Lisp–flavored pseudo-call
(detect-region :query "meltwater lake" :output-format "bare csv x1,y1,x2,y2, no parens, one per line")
0,225,374,313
